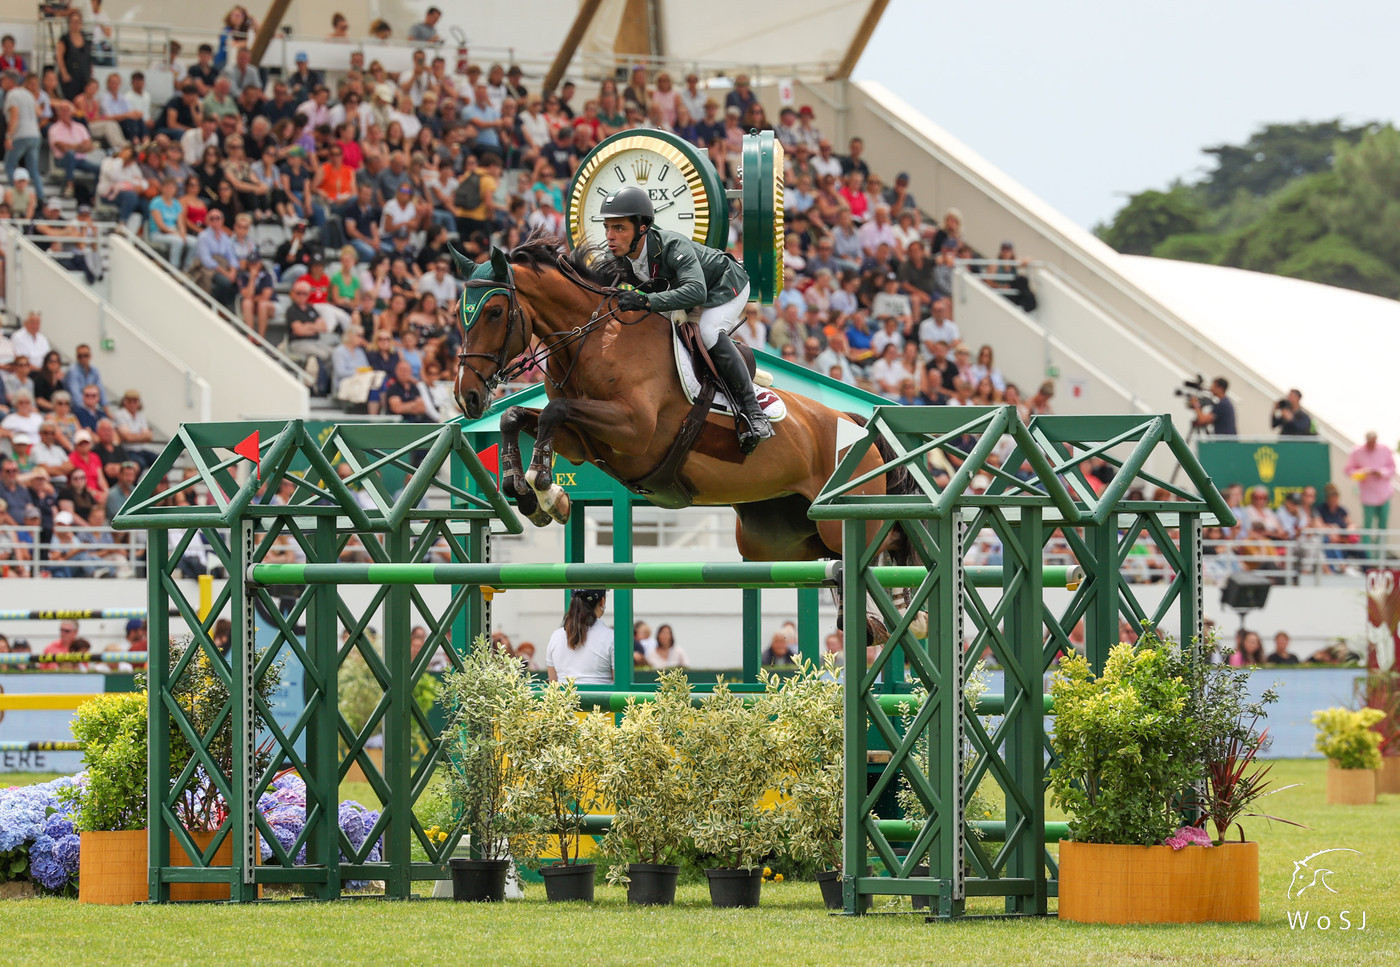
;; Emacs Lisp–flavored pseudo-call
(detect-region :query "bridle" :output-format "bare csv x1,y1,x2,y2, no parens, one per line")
454,246,653,399
455,265,528,398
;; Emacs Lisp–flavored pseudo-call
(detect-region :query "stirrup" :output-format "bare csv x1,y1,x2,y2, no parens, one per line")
736,411,774,454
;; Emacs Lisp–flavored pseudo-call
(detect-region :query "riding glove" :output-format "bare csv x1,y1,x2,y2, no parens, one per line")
616,290,650,312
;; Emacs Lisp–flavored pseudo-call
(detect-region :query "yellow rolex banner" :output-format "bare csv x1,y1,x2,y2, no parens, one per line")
1196,439,1330,506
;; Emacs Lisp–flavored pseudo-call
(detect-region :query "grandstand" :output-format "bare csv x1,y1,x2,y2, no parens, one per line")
0,0,1392,670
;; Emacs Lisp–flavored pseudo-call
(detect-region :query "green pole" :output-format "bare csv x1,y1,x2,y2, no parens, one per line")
613,497,633,689
841,517,868,915
246,561,1076,590
146,528,171,903
798,587,820,665
384,524,412,899
310,516,341,899
231,519,258,902
742,587,761,684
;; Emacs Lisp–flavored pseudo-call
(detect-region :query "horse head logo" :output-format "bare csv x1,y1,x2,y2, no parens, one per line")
1287,848,1362,900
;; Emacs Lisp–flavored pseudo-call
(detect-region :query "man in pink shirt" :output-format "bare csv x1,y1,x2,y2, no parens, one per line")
48,100,101,198
1343,431,1396,537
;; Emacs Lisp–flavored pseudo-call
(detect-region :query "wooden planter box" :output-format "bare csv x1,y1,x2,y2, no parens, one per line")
344,747,385,785
1378,756,1400,796
79,830,148,905
79,830,256,904
1058,840,1258,923
1326,763,1378,805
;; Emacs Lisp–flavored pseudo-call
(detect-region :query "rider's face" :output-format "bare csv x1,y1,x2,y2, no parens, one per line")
604,218,637,256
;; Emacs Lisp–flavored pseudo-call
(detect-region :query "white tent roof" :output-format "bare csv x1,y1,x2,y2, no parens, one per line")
1121,256,1400,448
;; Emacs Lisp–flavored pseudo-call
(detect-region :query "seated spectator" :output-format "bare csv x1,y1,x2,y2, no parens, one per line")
285,280,334,394
238,252,277,337
966,345,1006,395
870,343,915,400
1266,631,1300,665
91,418,128,485
857,203,896,255
1,390,43,445
384,359,435,423
870,273,912,329
1241,486,1287,540
49,100,102,201
645,624,687,669
331,325,370,399
761,631,796,667
1274,491,1307,539
1029,380,1055,416
66,429,106,495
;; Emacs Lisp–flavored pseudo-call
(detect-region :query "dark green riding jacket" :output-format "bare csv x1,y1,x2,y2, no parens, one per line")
626,227,750,313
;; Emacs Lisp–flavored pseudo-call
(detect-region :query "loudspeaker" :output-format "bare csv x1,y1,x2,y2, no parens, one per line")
1221,573,1271,611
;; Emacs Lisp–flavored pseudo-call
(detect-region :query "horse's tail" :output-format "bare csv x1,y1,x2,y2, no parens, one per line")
842,411,918,567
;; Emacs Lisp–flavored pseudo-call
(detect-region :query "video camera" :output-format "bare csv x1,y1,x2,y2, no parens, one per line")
1173,374,1212,409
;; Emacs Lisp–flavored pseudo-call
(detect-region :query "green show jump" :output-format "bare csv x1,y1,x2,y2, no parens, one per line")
246,561,1083,591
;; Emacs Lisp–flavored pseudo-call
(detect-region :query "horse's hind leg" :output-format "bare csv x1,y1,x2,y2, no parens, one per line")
523,398,573,525
499,406,552,528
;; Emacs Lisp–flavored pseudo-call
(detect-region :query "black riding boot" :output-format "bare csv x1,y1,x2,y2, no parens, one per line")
709,333,773,454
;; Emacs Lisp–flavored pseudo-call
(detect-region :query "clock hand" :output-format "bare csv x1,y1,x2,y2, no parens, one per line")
652,201,677,215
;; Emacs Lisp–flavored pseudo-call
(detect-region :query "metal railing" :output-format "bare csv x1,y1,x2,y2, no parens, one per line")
0,525,144,578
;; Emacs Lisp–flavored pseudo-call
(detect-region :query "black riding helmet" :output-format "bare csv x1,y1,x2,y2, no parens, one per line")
600,186,655,256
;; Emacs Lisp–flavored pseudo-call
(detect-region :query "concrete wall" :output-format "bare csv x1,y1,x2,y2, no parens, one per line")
105,235,309,422
4,229,211,434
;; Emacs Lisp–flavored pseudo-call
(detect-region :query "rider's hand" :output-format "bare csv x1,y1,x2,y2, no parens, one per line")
616,290,650,312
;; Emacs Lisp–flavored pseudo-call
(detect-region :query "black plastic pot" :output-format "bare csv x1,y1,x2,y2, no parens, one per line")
449,858,510,902
541,862,596,902
627,863,681,906
704,867,763,908
815,869,872,911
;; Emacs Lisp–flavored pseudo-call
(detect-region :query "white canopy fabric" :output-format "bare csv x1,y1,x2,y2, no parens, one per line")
1121,255,1400,449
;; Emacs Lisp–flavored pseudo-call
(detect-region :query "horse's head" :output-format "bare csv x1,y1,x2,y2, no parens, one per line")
452,244,528,419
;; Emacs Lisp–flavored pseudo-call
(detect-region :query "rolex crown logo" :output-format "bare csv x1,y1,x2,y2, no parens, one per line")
631,158,653,184
1253,445,1278,484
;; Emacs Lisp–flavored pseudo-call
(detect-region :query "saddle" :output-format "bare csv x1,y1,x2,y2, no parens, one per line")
605,321,781,510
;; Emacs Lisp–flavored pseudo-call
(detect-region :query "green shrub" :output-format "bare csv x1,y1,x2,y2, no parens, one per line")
1312,707,1386,770
1048,642,1199,845
66,692,152,832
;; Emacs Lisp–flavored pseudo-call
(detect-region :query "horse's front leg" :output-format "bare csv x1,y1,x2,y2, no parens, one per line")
523,398,574,525
499,405,553,528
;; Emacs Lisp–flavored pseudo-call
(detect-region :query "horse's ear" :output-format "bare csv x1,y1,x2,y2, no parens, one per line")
490,246,510,281
447,243,476,278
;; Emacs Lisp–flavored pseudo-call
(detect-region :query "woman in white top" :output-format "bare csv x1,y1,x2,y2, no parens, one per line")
645,624,687,670
546,589,614,685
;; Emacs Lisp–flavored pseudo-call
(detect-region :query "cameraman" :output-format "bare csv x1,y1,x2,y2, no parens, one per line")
1271,388,1313,436
1190,377,1237,436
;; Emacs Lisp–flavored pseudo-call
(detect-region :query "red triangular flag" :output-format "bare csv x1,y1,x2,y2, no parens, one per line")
234,431,261,479
476,444,499,478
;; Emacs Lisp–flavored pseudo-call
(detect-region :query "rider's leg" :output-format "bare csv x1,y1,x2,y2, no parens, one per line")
697,283,773,454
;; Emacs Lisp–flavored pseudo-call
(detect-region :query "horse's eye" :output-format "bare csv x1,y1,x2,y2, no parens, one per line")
488,306,502,320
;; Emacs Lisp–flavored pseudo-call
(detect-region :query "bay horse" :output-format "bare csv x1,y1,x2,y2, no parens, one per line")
449,233,916,572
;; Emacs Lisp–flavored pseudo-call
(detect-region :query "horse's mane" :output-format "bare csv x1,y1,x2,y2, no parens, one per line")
506,229,630,289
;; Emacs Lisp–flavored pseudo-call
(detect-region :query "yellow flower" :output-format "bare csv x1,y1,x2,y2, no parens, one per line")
437,831,448,843
763,867,772,877
774,873,783,883
984,811,991,817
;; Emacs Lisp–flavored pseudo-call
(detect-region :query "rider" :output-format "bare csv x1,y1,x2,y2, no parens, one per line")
600,186,774,454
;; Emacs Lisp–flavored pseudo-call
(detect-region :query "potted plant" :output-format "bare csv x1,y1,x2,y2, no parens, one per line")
767,660,844,908
440,637,534,901
675,680,781,908
502,678,612,902
1313,706,1386,805
68,691,151,904
1050,635,1278,923
599,671,693,905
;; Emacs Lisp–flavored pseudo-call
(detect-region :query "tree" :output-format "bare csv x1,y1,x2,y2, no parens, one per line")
1096,186,1205,256
1198,120,1378,205
1327,126,1400,268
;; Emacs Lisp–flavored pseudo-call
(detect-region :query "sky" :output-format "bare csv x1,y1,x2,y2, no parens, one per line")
856,0,1400,229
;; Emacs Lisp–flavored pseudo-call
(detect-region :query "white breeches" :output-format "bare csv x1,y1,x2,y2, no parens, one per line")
689,281,751,349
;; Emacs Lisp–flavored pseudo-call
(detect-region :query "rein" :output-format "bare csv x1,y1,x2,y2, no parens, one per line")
456,251,654,394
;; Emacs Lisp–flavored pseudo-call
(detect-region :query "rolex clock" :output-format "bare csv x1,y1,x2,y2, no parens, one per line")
567,130,729,250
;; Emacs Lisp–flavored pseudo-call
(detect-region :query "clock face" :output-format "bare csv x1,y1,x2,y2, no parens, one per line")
567,131,728,250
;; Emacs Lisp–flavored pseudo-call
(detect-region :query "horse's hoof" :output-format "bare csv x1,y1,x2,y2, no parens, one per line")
526,507,554,528
542,487,571,525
